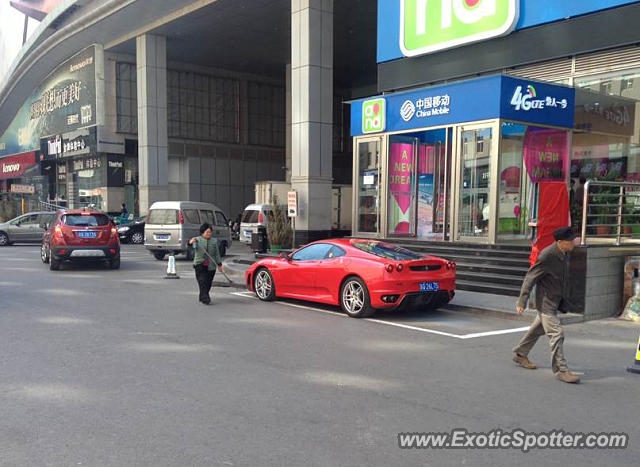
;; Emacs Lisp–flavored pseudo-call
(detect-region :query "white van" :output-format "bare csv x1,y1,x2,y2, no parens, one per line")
145,201,232,260
239,203,272,244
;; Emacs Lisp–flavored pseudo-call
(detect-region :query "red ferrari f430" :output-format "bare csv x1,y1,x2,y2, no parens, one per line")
245,239,455,318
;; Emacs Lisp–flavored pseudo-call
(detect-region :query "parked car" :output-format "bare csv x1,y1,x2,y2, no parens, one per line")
245,239,456,318
0,211,57,246
41,209,121,270
239,203,272,244
144,201,232,260
118,216,146,244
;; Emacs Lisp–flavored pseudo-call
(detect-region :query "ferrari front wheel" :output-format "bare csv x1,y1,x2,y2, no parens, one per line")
254,268,275,301
340,277,375,318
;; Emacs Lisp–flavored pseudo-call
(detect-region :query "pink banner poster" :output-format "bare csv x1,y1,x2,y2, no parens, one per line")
523,128,568,183
389,143,414,214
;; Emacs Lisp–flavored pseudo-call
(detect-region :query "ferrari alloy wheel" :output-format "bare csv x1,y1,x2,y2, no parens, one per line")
131,232,144,244
340,277,375,318
254,268,275,301
41,243,50,264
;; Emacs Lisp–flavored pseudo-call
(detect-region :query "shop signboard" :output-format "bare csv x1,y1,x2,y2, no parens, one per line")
10,184,36,194
351,75,575,137
107,157,125,187
379,0,640,63
0,46,98,158
0,152,37,180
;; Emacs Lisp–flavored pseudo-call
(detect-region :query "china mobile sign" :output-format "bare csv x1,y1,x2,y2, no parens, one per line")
400,0,519,56
351,75,575,136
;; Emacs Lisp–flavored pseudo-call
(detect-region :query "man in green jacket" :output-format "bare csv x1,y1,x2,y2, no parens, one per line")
189,223,223,305
513,227,580,384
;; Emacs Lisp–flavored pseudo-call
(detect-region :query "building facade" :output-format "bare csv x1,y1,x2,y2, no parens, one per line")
3,0,640,247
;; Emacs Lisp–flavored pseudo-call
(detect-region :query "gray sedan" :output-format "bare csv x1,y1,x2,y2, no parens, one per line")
0,211,56,246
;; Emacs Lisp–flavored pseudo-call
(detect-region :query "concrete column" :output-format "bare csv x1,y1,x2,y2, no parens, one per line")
136,34,168,213
285,64,292,183
291,0,333,243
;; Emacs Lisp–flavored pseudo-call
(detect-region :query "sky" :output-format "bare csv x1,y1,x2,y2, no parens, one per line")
0,1,41,85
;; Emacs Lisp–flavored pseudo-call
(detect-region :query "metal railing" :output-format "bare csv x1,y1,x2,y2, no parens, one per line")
580,180,640,246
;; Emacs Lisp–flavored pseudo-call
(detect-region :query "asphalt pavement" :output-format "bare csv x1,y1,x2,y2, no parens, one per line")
1,243,639,466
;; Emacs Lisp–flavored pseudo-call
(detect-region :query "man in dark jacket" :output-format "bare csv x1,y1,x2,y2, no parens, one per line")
512,227,581,384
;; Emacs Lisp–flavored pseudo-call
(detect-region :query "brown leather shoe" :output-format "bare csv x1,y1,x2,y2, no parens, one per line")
513,353,537,369
556,371,580,384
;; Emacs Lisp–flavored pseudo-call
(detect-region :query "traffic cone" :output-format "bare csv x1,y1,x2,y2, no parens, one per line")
627,333,640,374
164,254,180,279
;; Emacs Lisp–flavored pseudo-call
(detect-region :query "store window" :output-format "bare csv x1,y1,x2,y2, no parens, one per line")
248,82,285,147
499,123,570,240
116,63,138,134
167,71,240,143
574,70,640,226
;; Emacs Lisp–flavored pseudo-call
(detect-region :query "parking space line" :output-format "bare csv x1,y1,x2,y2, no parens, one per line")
230,292,529,340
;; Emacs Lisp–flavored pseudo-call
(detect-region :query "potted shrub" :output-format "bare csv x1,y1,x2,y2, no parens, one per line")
266,194,292,252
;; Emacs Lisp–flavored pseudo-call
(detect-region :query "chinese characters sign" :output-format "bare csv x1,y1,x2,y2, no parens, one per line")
0,46,98,157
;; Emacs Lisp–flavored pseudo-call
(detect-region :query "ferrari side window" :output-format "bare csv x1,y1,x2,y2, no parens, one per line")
291,244,333,261
325,246,346,259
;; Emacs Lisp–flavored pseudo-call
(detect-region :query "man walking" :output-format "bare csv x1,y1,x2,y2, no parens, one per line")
512,227,581,384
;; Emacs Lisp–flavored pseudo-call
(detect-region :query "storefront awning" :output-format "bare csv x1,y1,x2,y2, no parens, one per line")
350,75,576,137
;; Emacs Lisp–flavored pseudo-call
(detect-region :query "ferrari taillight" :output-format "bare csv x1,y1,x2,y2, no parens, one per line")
446,261,456,270
385,264,394,273
396,264,404,272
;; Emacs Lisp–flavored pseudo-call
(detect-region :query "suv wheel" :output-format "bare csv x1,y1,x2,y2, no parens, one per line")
109,255,121,270
49,256,61,271
0,232,9,246
153,252,166,261
41,243,50,264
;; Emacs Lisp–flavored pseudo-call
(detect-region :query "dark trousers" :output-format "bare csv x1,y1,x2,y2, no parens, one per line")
195,264,215,303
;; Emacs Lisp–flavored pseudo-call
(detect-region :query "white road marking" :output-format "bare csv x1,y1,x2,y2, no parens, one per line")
230,292,529,340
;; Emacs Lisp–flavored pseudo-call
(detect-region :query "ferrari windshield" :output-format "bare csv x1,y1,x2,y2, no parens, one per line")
352,241,422,261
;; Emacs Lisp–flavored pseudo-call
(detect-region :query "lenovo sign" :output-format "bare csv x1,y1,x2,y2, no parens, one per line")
0,152,37,180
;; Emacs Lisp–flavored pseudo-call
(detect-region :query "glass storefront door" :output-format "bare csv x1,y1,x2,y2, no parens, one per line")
387,129,451,240
355,137,384,235
456,125,496,241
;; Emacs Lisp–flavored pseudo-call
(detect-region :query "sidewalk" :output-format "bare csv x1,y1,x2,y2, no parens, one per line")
216,242,256,289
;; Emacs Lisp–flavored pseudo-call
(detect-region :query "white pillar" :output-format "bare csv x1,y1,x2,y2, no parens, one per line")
291,0,333,243
136,34,168,213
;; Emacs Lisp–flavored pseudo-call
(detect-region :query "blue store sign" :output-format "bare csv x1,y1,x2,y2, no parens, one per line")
350,75,575,136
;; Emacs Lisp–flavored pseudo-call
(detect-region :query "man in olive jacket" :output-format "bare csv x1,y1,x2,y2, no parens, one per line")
513,227,580,384
189,223,223,305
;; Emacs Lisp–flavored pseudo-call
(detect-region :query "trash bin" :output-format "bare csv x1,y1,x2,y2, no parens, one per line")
251,227,268,253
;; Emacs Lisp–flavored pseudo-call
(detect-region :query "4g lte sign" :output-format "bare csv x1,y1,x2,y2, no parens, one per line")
400,0,519,56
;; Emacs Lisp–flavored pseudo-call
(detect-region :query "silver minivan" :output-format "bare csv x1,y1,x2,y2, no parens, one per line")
0,211,57,246
239,203,272,244
144,201,232,260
